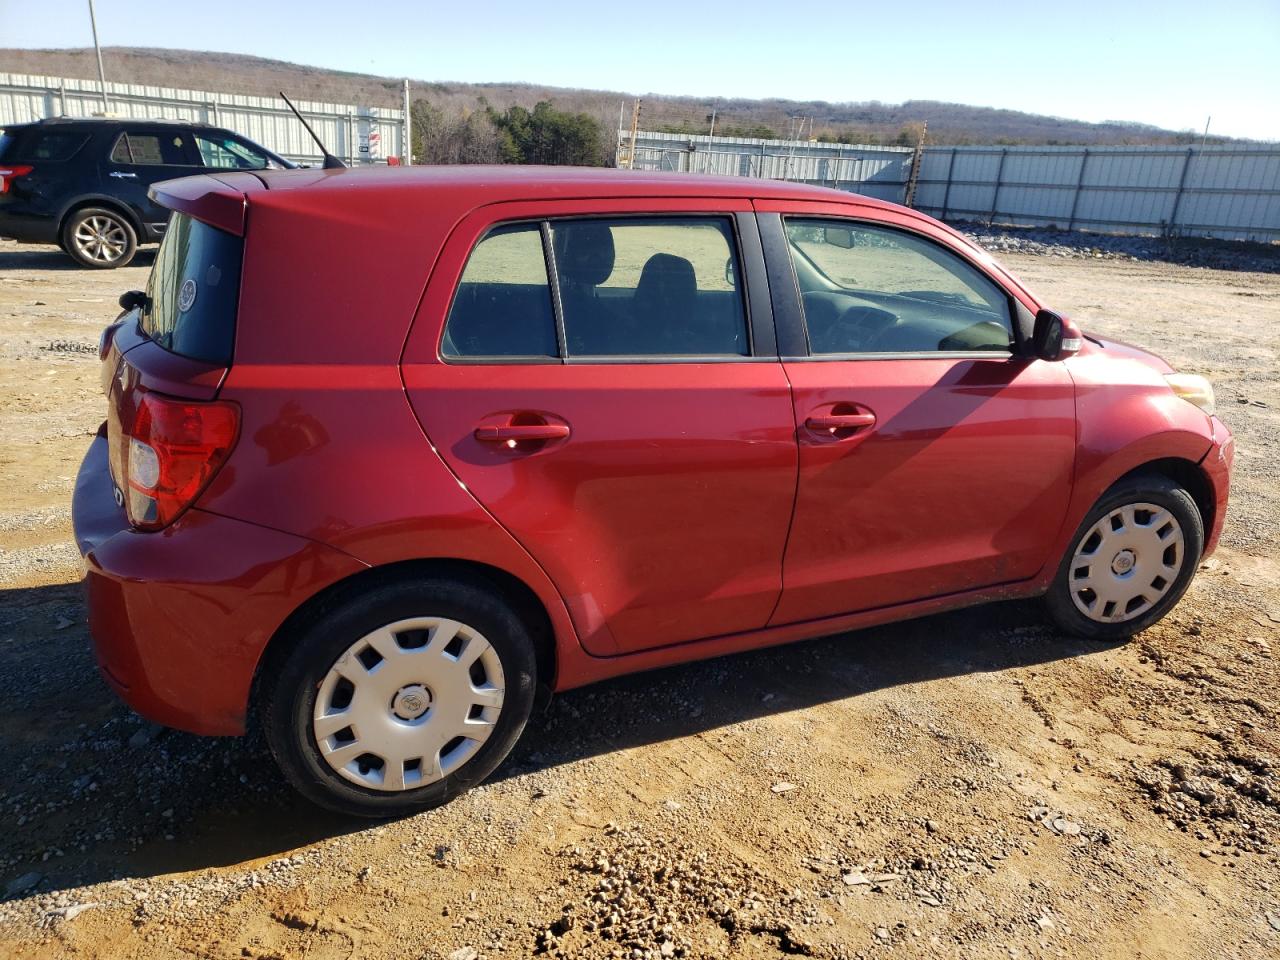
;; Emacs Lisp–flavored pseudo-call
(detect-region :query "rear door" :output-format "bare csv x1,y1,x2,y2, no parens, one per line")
758,204,1077,624
100,128,200,238
403,199,797,656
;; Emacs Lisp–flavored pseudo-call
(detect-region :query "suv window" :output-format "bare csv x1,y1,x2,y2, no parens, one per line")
442,223,557,359
0,128,89,162
109,131,190,166
551,218,747,357
139,213,243,365
786,219,1012,354
195,134,269,170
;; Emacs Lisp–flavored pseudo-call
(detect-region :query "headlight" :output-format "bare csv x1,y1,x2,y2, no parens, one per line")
1164,373,1215,416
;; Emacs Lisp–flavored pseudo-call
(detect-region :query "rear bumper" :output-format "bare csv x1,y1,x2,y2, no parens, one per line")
0,210,59,244
73,428,367,735
1200,415,1233,557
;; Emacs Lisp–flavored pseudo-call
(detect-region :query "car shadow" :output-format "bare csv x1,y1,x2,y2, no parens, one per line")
0,580,1099,901
0,246,155,271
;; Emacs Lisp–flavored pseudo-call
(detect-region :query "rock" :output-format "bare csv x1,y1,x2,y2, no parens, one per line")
128,724,161,748
771,782,798,794
4,871,42,897
843,870,870,886
874,926,891,941
925,820,940,834
1267,911,1280,932
448,949,478,960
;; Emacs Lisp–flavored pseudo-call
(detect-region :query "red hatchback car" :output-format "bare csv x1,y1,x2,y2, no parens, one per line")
73,166,1232,816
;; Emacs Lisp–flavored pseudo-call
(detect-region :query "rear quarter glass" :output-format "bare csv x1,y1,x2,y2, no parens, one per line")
0,128,90,162
140,213,243,366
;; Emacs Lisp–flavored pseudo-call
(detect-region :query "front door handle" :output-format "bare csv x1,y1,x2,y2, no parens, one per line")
109,172,138,179
475,423,570,442
805,412,876,432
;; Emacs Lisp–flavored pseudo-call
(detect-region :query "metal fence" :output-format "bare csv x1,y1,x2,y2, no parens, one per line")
913,145,1280,242
621,131,1280,242
620,130,914,203
0,72,404,166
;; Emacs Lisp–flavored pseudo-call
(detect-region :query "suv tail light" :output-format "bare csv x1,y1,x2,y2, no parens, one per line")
0,165,33,193
118,391,240,530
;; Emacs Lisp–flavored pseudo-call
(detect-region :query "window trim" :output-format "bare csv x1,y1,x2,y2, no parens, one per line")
439,211,769,365
761,212,1031,361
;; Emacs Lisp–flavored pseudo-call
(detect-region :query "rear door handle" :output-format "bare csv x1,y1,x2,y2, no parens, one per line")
805,412,876,432
475,423,570,442
109,172,138,179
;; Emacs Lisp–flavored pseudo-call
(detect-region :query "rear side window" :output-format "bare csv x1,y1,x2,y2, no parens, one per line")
552,218,747,357
0,129,89,162
442,216,749,360
110,132,191,165
139,213,243,365
442,224,557,359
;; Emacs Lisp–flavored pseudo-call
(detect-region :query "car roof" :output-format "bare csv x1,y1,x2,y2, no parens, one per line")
21,117,219,129
247,164,902,209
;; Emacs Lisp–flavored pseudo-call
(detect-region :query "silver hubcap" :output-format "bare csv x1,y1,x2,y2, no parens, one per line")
313,617,505,792
1069,502,1185,623
73,215,128,263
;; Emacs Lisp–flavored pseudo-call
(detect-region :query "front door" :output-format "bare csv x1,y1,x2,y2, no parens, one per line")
763,212,1077,625
404,206,797,656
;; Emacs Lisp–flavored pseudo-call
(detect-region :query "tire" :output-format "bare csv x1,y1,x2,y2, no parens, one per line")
1046,474,1204,642
61,206,138,269
262,576,538,818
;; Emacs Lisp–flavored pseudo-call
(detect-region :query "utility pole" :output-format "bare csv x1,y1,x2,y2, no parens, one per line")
87,0,109,114
402,79,412,164
1200,116,1211,151
708,108,716,139
625,98,642,169
904,120,927,208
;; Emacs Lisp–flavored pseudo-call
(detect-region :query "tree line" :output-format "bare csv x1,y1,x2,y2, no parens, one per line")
410,98,607,166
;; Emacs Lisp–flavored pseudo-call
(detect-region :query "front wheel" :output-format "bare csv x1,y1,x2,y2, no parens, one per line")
262,576,538,817
1046,475,1204,641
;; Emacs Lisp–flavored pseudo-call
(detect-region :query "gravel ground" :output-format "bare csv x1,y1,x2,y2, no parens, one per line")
0,231,1278,960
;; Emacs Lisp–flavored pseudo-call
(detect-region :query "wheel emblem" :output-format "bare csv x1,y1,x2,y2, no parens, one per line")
1111,549,1136,575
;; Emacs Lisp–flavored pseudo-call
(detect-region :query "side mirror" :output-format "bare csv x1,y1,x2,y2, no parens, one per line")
1031,309,1083,361
725,256,737,286
118,290,148,313
823,226,855,249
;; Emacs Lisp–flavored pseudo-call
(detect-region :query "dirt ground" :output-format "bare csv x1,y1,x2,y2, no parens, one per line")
1,236,1278,960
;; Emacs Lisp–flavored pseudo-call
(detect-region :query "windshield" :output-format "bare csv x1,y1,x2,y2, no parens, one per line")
139,213,243,365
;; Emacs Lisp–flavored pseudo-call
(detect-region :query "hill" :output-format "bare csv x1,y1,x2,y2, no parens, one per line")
0,46,1228,147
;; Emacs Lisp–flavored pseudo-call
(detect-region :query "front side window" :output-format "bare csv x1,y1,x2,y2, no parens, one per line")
786,219,1012,354
551,218,747,357
195,134,269,170
442,223,557,359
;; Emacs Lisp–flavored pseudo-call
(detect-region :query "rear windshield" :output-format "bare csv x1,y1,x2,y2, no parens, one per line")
0,128,89,162
139,213,242,365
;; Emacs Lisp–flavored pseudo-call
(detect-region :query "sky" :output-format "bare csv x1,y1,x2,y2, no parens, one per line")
3,0,1279,140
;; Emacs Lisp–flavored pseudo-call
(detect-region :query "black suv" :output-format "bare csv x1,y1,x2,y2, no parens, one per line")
0,117,295,268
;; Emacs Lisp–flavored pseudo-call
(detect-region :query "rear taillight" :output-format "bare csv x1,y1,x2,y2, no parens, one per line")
0,165,33,193
122,391,240,530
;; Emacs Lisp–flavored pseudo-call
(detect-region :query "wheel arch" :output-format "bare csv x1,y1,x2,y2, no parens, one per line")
249,557,558,724
1112,456,1215,540
58,195,146,241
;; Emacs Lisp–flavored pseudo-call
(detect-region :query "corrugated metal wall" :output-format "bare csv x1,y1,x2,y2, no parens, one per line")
0,72,403,166
623,131,1280,242
623,131,914,203
913,145,1280,241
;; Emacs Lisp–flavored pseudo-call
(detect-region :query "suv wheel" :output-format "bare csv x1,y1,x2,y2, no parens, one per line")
1046,475,1204,641
62,207,138,268
262,576,538,818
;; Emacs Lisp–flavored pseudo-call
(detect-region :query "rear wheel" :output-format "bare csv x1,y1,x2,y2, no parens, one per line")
62,206,137,268
262,576,537,817
1046,475,1203,641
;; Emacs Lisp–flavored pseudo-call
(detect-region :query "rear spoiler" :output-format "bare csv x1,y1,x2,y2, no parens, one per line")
149,173,264,236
